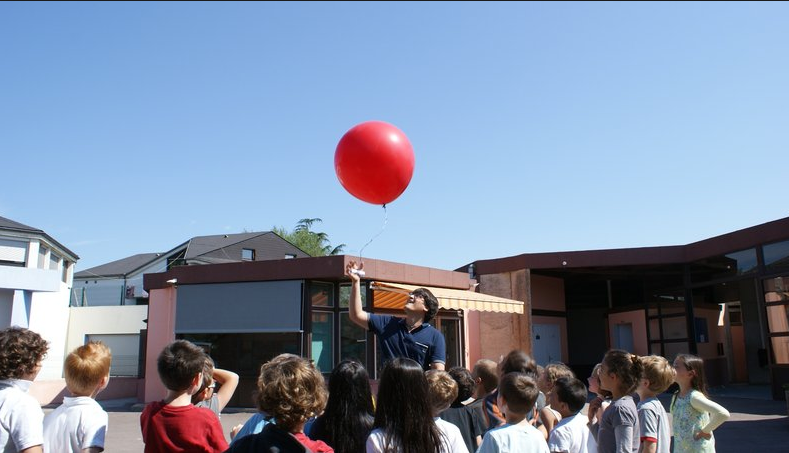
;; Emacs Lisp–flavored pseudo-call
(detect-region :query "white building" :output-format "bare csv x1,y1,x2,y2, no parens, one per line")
0,216,78,380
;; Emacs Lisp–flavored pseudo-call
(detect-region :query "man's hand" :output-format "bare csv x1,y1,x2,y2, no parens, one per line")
346,260,363,282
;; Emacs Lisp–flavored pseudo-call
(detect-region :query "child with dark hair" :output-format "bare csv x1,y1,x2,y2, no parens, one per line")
484,350,546,432
592,349,643,453
366,358,443,453
228,354,332,452
537,362,576,439
0,327,49,453
191,356,240,417
44,341,112,453
670,354,729,453
547,377,596,453
477,373,549,453
140,340,227,452
309,360,374,453
439,367,484,452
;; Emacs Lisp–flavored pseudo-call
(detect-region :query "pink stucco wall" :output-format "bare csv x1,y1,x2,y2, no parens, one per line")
608,310,648,356
531,274,565,311
143,287,177,402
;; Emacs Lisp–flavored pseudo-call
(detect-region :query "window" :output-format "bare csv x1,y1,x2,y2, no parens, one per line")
312,312,334,373
241,248,255,261
0,239,27,266
49,253,60,271
764,277,789,364
285,254,296,259
764,240,789,273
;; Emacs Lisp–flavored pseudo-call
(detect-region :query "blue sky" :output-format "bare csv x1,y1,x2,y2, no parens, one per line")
2,2,788,272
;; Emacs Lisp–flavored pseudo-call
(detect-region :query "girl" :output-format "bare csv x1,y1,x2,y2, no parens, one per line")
670,354,730,453
310,360,375,453
366,358,443,453
593,349,642,453
536,362,575,439
587,363,613,425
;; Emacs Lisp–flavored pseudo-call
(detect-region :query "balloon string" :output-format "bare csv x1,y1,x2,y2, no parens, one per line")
358,204,388,266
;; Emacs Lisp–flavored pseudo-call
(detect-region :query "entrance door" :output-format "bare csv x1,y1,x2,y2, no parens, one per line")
533,323,561,365
613,323,634,352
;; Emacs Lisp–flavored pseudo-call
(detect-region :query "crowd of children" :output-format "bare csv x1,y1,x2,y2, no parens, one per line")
0,325,734,453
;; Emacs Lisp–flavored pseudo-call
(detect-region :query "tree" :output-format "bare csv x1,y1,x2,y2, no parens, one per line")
272,218,346,257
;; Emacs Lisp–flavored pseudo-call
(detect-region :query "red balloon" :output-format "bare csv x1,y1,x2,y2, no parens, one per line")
334,121,415,205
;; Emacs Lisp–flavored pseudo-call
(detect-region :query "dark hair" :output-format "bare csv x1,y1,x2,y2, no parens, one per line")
373,358,442,453
448,366,475,403
473,359,499,393
0,327,49,379
602,349,643,395
157,340,206,391
412,288,439,323
553,376,588,413
311,360,374,453
498,372,539,415
256,354,327,432
674,354,708,395
500,350,538,379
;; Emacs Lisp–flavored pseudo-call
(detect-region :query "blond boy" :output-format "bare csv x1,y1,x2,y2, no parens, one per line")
636,356,676,453
43,341,111,453
425,370,469,453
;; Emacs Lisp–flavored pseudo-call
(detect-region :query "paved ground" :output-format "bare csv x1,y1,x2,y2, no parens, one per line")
67,386,788,452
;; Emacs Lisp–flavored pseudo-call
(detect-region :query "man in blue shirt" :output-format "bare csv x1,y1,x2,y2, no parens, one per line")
347,261,446,370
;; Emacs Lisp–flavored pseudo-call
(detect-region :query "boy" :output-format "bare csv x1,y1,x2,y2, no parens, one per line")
477,372,549,453
43,341,112,452
636,356,675,453
425,370,469,453
439,367,484,452
0,327,48,453
547,377,597,453
140,340,228,452
191,356,240,417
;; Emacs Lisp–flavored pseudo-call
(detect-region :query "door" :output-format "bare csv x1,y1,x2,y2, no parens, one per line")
533,323,562,365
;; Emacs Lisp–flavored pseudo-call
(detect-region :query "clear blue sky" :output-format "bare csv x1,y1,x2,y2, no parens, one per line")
2,2,788,272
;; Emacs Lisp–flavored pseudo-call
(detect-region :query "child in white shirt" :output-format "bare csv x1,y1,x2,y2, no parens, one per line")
43,341,112,453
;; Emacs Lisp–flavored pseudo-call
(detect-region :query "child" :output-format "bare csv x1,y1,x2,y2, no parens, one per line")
635,356,675,453
477,372,549,453
191,356,240,417
439,366,484,452
43,341,112,453
670,354,730,453
537,362,575,439
425,370,470,453
227,353,332,452
0,327,49,453
592,349,642,453
309,360,374,453
547,377,596,453
586,363,612,425
140,340,228,452
366,357,443,453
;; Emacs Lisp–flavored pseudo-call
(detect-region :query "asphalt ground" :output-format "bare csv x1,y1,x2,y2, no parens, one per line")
50,389,788,453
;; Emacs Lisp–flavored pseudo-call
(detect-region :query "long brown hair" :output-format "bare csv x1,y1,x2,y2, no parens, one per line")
674,353,708,395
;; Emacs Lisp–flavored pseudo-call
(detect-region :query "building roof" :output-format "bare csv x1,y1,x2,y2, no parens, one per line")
468,214,789,275
0,215,79,261
74,253,164,279
76,231,304,279
183,232,274,259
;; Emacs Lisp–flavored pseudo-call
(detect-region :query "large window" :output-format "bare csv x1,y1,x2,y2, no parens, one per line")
690,248,758,283
764,276,789,364
310,282,369,374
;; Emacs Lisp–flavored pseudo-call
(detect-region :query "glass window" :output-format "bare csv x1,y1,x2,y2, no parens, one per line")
241,248,255,261
339,283,367,308
312,312,334,373
690,248,758,283
440,318,461,370
765,305,789,333
311,282,334,307
340,313,367,368
49,253,60,271
764,240,789,273
38,246,47,269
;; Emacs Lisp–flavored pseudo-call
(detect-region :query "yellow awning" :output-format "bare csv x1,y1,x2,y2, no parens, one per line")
371,281,524,314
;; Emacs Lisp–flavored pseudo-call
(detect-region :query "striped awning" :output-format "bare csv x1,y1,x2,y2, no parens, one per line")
370,281,524,314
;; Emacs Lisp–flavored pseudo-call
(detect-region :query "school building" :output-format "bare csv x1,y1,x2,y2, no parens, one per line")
139,215,789,403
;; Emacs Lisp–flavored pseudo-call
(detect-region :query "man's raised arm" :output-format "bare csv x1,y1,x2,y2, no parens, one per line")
346,261,369,329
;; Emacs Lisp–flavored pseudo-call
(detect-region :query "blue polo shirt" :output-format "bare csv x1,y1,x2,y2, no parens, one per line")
368,313,446,370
